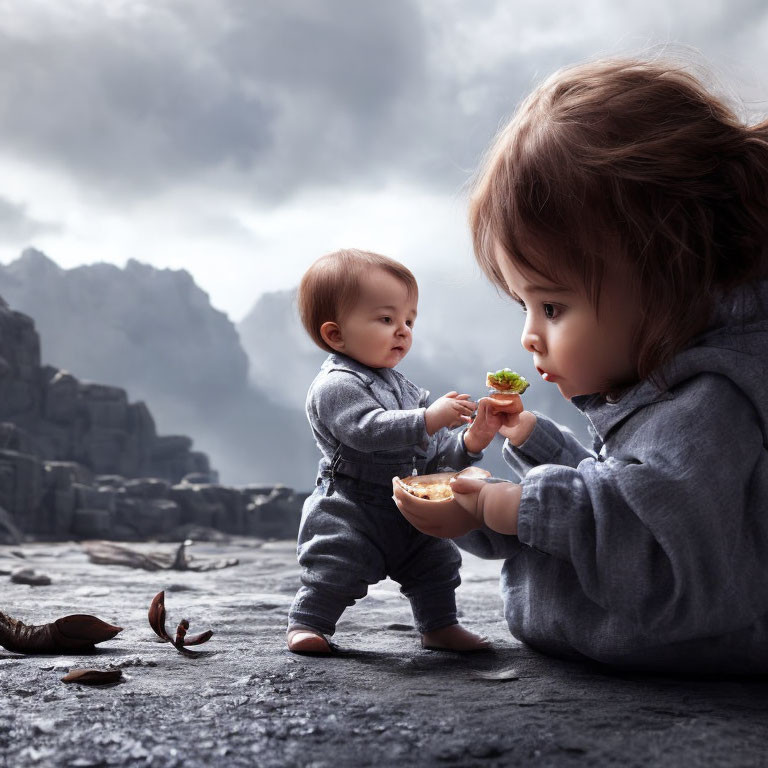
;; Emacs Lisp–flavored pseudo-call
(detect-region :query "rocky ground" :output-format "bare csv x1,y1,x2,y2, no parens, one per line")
1,539,767,768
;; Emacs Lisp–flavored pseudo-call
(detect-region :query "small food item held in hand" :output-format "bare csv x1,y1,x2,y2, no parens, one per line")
398,472,455,501
485,368,528,412
395,466,491,501
394,467,492,538
486,368,529,398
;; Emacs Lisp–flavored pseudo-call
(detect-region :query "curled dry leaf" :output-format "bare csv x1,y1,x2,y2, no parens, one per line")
0,611,123,654
148,590,213,657
61,668,123,685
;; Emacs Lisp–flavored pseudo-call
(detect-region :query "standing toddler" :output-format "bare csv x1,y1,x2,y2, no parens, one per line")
287,248,491,654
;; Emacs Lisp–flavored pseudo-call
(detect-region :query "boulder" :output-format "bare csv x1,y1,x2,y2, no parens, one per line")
114,496,181,538
123,478,171,500
44,370,79,423
71,508,113,539
0,505,22,545
0,449,44,534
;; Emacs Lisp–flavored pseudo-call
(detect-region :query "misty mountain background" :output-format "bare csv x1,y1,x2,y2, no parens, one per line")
0,249,590,489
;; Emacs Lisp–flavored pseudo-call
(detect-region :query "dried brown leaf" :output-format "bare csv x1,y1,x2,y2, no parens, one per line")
61,668,123,685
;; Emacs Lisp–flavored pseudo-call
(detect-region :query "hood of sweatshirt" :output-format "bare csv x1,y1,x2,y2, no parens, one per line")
572,279,768,443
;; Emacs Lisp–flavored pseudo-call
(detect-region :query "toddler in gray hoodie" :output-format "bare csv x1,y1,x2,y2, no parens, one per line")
395,56,768,674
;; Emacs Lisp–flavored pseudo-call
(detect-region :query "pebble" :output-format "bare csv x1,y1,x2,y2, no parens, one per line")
31,719,57,735
10,567,52,586
468,739,504,758
112,657,158,668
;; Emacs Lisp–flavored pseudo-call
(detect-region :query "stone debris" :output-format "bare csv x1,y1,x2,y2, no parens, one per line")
0,300,308,543
0,506,22,545
9,567,51,586
111,657,158,668
82,540,239,572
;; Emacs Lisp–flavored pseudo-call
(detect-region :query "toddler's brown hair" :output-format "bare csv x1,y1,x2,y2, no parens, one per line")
470,56,768,384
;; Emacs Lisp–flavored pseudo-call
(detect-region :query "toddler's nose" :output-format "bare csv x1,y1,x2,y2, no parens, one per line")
521,324,543,354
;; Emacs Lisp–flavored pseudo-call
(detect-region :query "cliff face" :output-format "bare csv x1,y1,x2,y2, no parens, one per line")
0,249,249,407
0,249,315,487
0,298,305,542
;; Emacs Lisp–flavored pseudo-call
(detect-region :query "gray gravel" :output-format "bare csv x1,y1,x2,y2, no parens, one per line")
1,540,767,768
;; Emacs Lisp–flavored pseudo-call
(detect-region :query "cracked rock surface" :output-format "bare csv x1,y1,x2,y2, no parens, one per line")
1,540,767,767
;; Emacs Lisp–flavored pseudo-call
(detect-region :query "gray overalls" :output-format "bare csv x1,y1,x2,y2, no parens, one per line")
288,353,483,636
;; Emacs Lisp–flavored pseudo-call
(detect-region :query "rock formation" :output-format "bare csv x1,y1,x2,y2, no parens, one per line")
0,296,305,543
0,248,317,487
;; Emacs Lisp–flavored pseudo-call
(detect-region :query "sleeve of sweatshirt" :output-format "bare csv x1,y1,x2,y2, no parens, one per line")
425,427,484,474
515,375,768,638
502,411,595,476
312,371,430,452
453,525,524,560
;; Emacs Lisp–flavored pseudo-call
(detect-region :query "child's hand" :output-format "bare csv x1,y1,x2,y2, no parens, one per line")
499,408,537,447
463,398,537,453
449,475,522,535
392,477,481,539
424,392,477,435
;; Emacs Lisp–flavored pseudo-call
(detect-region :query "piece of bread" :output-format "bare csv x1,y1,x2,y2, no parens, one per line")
400,478,454,500
395,467,492,501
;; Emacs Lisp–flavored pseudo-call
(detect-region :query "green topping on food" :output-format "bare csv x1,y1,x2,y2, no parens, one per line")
486,368,530,394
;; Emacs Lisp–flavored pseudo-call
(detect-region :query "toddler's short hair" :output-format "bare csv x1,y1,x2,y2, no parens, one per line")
298,249,418,353
470,55,768,383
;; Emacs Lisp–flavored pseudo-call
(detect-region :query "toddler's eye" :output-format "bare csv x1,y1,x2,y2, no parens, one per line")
516,299,527,313
381,316,392,324
406,319,414,327
543,303,560,319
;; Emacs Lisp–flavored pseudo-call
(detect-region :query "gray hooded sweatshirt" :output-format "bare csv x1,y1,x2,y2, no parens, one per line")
456,280,768,674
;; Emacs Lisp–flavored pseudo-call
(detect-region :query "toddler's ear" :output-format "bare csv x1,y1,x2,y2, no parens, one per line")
320,321,344,351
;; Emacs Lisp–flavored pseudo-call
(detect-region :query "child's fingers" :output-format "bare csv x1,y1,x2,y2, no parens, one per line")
448,479,482,517
449,476,486,495
487,396,523,415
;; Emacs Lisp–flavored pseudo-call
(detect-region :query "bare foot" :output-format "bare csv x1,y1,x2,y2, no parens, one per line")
286,626,332,654
421,624,491,652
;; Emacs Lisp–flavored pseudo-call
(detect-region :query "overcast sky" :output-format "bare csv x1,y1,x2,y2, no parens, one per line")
1,0,766,321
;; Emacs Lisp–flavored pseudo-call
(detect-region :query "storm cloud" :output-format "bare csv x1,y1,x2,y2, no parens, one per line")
0,1,767,322
1,0,765,206
0,196,58,241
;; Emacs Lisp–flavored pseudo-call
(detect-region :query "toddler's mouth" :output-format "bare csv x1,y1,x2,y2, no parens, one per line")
537,366,559,382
